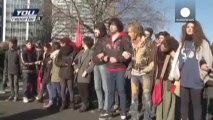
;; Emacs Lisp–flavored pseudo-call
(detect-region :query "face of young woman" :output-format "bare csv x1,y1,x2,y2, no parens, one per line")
158,35,165,44
186,23,194,35
128,27,137,41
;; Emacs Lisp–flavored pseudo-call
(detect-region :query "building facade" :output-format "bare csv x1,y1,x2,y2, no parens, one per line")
51,0,93,41
2,0,43,44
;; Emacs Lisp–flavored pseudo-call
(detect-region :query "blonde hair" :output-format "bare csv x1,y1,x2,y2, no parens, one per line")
127,22,144,37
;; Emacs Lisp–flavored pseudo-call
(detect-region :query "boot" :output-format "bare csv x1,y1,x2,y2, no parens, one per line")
59,102,66,111
78,103,87,113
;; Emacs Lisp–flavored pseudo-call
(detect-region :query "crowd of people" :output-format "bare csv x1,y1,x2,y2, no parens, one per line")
1,18,213,120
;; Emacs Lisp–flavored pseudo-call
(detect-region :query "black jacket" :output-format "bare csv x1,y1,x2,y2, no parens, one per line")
40,53,52,83
20,47,37,71
4,48,20,74
55,45,76,80
92,22,109,65
104,32,132,69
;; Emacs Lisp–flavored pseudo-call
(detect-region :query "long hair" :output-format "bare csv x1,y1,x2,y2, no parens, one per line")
181,20,209,50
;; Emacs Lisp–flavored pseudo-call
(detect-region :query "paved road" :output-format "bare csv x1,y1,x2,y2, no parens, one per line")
0,81,123,120
0,98,122,120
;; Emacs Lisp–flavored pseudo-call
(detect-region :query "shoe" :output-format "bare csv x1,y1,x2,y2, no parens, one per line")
99,112,113,119
35,96,39,100
97,108,103,112
43,101,53,109
59,103,66,111
13,97,18,102
120,113,127,120
0,91,6,94
23,97,29,103
78,104,87,113
5,96,13,101
70,103,76,110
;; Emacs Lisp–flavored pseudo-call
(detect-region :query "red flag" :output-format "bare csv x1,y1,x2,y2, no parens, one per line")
75,18,82,50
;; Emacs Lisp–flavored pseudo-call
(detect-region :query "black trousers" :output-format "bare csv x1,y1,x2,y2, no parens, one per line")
78,83,89,107
181,86,202,120
60,79,74,104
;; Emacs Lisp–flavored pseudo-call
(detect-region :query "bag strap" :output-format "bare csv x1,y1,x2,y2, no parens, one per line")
160,55,171,79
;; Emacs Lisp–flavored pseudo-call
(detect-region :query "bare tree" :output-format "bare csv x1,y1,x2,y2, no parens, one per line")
45,0,166,40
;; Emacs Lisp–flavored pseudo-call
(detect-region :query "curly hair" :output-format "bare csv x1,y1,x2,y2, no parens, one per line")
108,18,124,32
181,20,209,50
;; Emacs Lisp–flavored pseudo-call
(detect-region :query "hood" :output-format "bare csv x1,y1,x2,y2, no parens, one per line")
50,49,60,60
94,22,107,38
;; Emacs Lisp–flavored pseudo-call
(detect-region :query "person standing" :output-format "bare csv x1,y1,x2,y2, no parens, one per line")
100,18,132,120
127,22,153,120
4,38,20,102
55,37,76,111
20,40,38,103
154,31,179,120
178,21,213,120
43,42,61,109
92,22,109,114
74,36,94,112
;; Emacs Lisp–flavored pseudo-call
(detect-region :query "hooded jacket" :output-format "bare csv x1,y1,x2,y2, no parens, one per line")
104,32,132,71
55,45,76,80
92,22,109,65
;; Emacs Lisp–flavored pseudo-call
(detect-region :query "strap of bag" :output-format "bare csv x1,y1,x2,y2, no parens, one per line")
160,55,171,79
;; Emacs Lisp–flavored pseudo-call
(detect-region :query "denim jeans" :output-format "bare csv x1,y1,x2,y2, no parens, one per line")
8,74,19,97
22,72,37,98
131,75,152,120
51,82,61,106
107,70,127,114
46,82,52,100
94,64,108,110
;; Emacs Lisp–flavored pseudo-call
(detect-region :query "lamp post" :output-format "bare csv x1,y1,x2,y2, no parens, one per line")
26,0,30,41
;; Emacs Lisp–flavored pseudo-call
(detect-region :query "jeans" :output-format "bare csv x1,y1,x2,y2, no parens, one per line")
22,72,37,98
107,70,127,114
94,65,108,110
131,75,152,120
38,80,50,99
51,82,61,106
8,74,19,97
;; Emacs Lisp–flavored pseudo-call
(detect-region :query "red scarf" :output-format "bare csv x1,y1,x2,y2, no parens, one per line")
26,47,33,52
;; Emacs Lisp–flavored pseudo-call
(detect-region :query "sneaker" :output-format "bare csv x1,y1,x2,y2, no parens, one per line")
43,101,53,109
13,97,18,102
23,97,29,103
5,96,13,101
99,112,113,119
120,113,127,120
